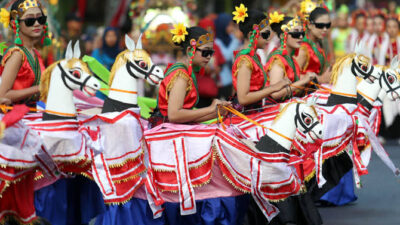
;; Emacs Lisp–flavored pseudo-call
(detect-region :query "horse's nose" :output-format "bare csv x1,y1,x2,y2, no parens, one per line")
318,130,322,136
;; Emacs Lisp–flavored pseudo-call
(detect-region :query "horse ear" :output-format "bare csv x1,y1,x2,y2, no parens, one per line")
65,41,73,60
136,33,143,50
391,55,399,70
125,34,136,51
73,41,81,59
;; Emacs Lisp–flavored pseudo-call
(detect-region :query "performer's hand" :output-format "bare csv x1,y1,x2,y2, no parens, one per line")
0,98,11,105
301,72,317,84
273,79,290,91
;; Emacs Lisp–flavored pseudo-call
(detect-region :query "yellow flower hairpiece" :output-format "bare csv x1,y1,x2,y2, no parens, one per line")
232,4,248,24
281,16,302,32
300,0,317,19
269,11,284,24
171,23,188,44
0,8,10,28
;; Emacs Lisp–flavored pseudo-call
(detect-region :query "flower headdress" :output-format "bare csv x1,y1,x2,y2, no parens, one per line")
350,9,368,27
171,23,214,75
0,0,51,46
233,4,269,56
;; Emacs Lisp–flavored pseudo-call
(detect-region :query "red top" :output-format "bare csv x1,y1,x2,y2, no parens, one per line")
158,63,199,117
232,50,266,92
264,53,300,84
298,42,326,75
0,47,44,90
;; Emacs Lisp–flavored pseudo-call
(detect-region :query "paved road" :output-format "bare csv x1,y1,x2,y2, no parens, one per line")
319,141,400,225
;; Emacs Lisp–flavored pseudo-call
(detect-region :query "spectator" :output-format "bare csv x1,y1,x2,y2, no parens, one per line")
91,27,122,70
214,13,241,100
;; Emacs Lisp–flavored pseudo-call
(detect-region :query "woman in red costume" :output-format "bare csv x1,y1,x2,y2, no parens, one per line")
0,0,51,107
0,1,50,223
158,25,230,123
295,3,331,83
265,12,317,102
231,6,288,110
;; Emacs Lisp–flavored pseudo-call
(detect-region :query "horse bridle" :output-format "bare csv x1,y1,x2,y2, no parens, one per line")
126,60,157,80
58,63,91,91
294,103,320,134
351,59,375,81
379,70,400,94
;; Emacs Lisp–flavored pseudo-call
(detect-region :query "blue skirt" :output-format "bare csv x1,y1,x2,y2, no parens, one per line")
35,176,106,225
320,170,357,206
95,195,250,225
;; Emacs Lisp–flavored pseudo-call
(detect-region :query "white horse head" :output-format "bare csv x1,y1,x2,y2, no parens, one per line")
40,41,101,119
106,34,164,108
380,63,400,100
269,101,323,149
352,41,379,83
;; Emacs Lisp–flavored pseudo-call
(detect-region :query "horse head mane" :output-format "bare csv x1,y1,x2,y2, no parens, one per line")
330,53,356,86
108,49,152,86
39,58,91,103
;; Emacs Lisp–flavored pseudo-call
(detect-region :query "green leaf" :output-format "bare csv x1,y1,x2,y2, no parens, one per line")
0,42,8,55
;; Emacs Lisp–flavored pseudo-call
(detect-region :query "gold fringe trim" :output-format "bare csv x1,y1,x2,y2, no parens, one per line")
1,47,25,67
0,180,10,198
300,45,310,72
107,151,144,168
152,152,213,172
113,169,146,184
233,55,253,78
0,163,36,170
165,70,192,101
265,55,287,78
34,174,44,181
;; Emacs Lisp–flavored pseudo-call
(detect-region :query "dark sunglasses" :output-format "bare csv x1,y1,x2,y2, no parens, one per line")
19,16,47,27
260,30,271,40
288,31,305,39
197,48,215,58
312,22,331,29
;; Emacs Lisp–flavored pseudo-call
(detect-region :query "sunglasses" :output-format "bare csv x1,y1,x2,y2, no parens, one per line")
312,22,331,29
288,31,305,39
261,30,271,40
19,16,47,27
197,48,215,58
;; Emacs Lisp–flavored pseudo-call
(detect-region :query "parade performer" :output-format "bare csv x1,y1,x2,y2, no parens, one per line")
296,0,331,83
368,10,389,65
0,0,50,107
347,10,369,53
379,16,400,66
157,24,230,123
231,7,288,109
265,12,317,101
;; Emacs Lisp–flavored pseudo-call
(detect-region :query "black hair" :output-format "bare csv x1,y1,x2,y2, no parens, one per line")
10,0,43,20
174,26,208,50
238,10,266,38
355,12,366,20
374,14,386,21
271,17,293,38
309,7,329,23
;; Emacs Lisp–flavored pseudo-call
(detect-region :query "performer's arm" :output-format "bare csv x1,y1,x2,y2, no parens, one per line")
0,52,39,103
167,76,228,123
236,63,288,106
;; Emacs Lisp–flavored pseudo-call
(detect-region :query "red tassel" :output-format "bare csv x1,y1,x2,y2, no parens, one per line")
282,32,288,55
188,45,196,75
2,104,29,127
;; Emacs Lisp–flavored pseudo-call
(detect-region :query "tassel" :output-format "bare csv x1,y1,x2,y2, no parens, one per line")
249,27,258,56
188,39,196,75
42,22,51,46
282,32,288,55
14,18,22,46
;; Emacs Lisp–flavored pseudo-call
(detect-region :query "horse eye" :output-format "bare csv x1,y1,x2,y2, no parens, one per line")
388,75,395,84
361,65,368,72
304,116,312,125
139,61,147,68
72,70,81,79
